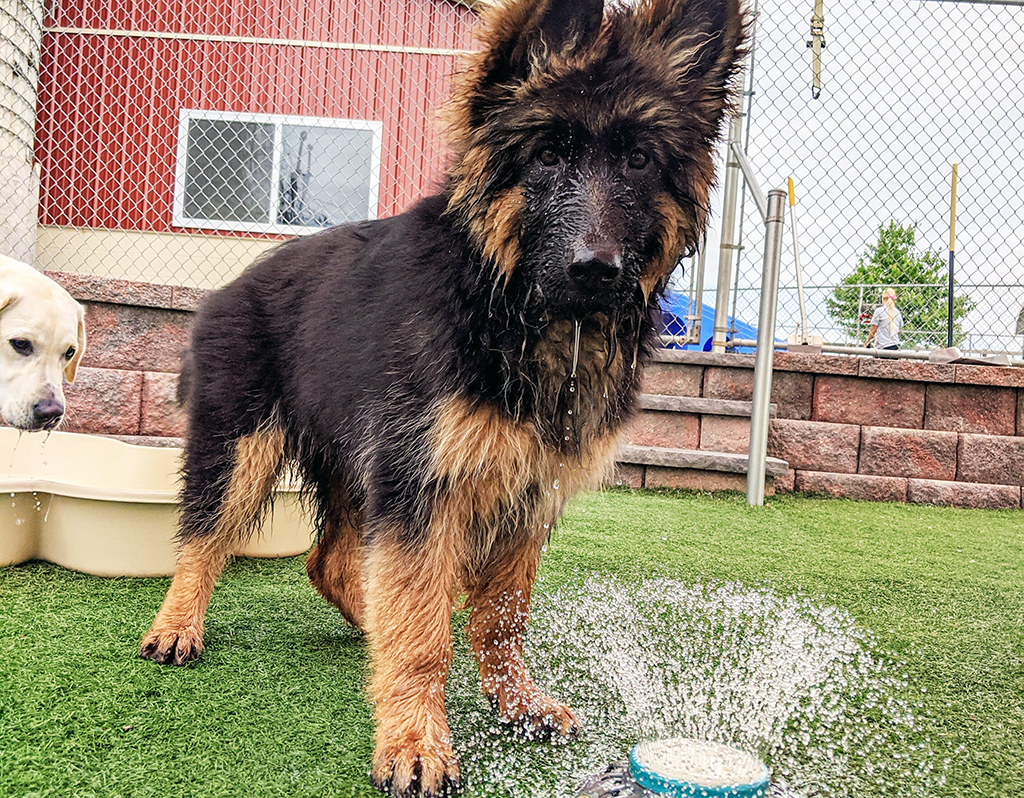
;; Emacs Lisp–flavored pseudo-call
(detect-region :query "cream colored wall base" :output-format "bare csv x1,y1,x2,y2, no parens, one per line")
35,226,279,290
1,427,314,577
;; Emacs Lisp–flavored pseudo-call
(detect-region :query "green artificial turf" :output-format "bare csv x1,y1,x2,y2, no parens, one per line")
1,489,1022,797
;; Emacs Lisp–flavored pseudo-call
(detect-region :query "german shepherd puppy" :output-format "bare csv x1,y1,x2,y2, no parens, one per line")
140,0,747,794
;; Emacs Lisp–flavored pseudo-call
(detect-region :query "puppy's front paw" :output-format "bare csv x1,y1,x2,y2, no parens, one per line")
371,735,460,797
139,625,203,666
499,693,581,742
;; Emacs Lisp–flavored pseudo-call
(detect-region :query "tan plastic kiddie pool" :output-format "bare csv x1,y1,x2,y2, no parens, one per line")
0,427,314,576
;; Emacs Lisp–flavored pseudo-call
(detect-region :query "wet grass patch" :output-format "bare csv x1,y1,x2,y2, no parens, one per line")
1,490,1021,797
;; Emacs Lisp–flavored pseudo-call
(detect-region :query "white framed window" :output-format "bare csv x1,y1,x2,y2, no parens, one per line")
172,109,383,234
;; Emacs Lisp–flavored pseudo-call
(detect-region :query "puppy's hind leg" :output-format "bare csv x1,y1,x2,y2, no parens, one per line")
140,426,285,665
307,489,367,632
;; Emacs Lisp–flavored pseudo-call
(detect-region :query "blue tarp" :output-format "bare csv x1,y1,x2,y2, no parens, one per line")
660,292,759,351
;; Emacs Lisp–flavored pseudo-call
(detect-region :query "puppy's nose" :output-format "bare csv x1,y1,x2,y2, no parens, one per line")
32,398,65,429
568,247,623,285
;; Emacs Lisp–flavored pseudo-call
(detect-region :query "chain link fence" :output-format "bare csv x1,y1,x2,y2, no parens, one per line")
2,0,1022,355
718,0,1024,356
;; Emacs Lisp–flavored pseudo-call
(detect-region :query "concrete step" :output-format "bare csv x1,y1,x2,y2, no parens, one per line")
638,393,776,418
618,444,789,477
629,394,776,453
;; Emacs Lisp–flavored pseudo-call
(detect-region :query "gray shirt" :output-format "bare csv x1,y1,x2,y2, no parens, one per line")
870,305,903,348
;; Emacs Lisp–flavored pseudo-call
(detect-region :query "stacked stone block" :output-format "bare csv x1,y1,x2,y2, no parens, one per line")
645,349,1024,509
49,272,194,443
37,272,1024,508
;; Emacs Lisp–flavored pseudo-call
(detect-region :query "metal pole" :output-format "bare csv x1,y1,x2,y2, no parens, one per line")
747,189,787,506
713,112,745,352
787,177,809,341
858,285,865,343
947,163,958,348
730,143,767,222
727,339,959,360
712,9,759,353
693,233,707,345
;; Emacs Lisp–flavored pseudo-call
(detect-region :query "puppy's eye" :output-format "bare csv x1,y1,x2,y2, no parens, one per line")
64,346,76,361
627,149,650,170
9,339,32,356
537,147,560,167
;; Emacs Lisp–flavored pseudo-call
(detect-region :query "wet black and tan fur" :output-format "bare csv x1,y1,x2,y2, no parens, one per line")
139,0,747,795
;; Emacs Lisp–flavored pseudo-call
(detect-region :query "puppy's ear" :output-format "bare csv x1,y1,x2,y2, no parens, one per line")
476,0,604,87
64,306,86,384
631,0,748,100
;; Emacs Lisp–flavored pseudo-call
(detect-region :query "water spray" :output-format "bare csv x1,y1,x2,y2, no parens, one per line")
451,575,947,797
578,738,770,798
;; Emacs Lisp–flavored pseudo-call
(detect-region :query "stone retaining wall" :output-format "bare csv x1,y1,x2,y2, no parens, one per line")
654,349,1024,509
36,273,1024,508
51,272,194,442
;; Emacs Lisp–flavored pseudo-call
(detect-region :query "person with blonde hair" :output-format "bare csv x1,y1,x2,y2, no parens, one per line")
865,287,903,350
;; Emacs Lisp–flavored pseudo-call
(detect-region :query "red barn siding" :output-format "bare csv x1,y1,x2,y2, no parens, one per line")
48,0,475,50
36,0,475,234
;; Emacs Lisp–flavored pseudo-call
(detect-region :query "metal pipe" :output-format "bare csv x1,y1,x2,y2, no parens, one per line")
730,11,758,349
723,141,763,352
721,338,1019,365
747,189,787,506
917,0,1023,5
693,233,707,345
729,339,939,360
713,13,759,354
730,142,767,222
948,163,958,348
712,113,745,353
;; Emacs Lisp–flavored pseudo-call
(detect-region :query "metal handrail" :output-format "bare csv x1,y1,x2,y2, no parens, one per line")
730,143,767,223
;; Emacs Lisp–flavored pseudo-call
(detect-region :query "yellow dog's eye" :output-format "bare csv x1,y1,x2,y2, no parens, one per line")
9,339,32,356
64,347,76,361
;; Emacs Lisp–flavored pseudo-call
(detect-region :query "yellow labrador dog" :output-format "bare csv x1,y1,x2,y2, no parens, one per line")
0,256,86,431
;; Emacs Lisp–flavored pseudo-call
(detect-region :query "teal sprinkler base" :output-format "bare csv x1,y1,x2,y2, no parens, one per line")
578,739,770,798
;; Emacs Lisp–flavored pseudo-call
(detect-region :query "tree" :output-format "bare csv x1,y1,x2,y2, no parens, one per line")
826,221,975,348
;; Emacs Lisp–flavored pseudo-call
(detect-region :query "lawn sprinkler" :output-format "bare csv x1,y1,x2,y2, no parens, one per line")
578,738,770,798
